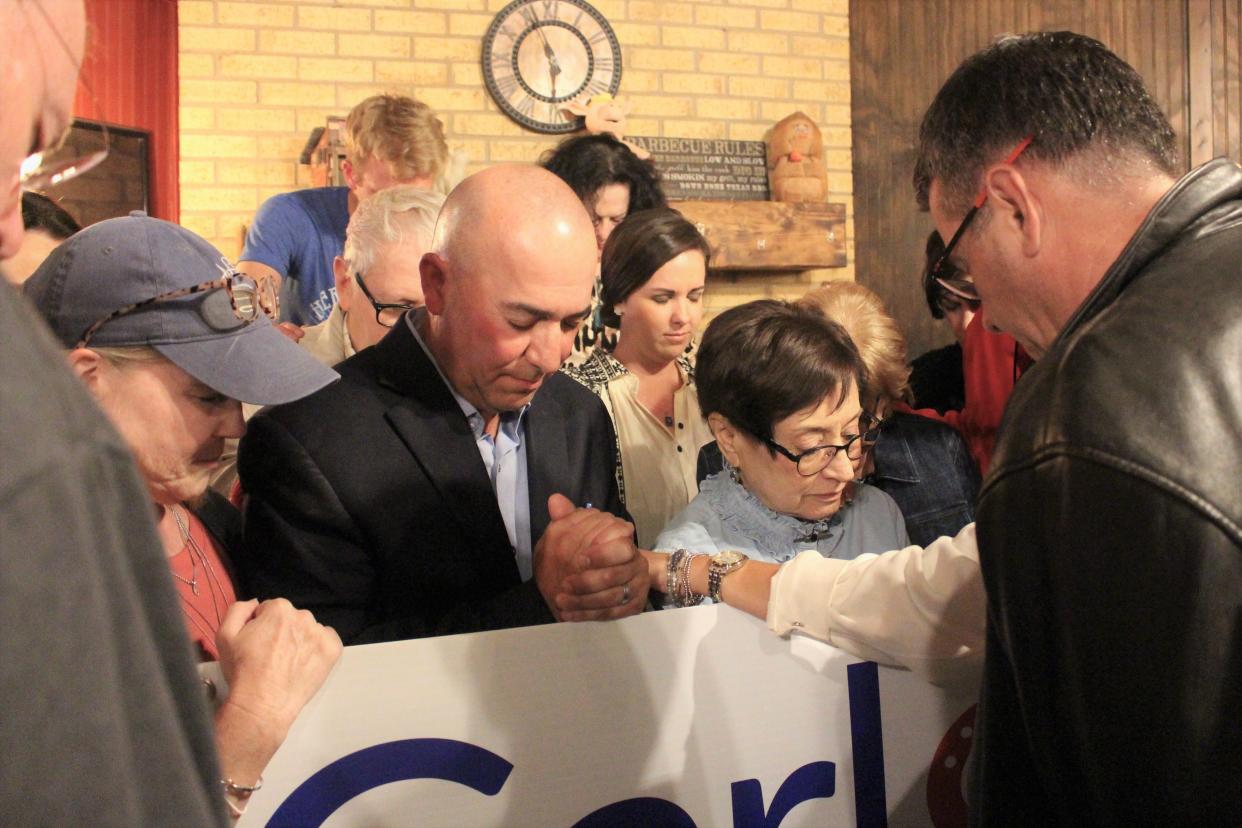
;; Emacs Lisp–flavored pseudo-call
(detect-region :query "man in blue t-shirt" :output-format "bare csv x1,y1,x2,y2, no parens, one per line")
239,94,448,325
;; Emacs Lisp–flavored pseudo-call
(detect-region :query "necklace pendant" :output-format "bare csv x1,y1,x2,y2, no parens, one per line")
191,580,200,596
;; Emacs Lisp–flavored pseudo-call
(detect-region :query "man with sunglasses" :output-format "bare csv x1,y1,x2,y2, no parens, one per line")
916,32,1242,824
3,1,233,823
908,232,978,413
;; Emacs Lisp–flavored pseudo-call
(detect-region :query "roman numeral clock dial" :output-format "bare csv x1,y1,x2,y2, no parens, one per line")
482,0,622,133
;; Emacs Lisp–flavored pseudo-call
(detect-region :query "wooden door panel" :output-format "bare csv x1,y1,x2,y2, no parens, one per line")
849,0,1196,362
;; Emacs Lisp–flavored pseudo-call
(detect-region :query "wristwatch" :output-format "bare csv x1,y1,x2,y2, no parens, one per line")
707,550,748,603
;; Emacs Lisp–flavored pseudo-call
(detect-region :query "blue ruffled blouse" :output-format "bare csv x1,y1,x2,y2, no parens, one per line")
653,469,910,564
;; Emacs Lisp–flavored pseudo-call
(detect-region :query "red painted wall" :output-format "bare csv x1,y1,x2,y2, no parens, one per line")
74,0,179,221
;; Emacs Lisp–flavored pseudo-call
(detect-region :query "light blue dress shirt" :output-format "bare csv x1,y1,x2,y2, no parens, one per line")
406,313,533,580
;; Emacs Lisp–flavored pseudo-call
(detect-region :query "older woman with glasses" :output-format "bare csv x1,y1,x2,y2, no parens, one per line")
564,299,985,685
799,282,979,547
646,300,909,580
25,213,342,819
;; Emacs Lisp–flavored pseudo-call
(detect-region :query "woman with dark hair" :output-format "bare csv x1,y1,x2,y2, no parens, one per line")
3,192,82,284
540,133,665,253
608,302,987,687
541,133,667,353
650,300,908,567
561,207,714,547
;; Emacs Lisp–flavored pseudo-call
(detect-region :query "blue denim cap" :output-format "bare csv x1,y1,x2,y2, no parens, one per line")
24,211,338,406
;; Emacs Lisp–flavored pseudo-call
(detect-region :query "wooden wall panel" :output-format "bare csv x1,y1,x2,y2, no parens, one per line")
1189,0,1242,164
849,0,1197,361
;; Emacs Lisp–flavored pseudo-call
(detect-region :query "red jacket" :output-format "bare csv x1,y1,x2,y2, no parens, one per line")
897,311,1026,475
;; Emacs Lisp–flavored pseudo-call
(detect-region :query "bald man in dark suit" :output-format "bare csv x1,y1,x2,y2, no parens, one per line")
240,165,648,644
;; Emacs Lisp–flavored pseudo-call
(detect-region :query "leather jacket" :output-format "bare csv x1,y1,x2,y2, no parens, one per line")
971,158,1242,826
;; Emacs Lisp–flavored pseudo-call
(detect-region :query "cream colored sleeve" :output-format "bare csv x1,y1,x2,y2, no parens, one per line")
766,523,984,685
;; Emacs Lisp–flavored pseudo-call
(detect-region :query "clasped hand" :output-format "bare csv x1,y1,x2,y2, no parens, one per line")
534,494,648,622
216,598,342,738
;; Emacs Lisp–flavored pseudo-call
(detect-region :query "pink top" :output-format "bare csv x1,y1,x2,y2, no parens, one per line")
168,508,237,661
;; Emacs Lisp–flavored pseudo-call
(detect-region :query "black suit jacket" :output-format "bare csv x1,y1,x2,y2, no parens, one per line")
238,321,626,644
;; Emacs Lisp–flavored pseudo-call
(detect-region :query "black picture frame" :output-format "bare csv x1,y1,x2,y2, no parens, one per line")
49,119,150,227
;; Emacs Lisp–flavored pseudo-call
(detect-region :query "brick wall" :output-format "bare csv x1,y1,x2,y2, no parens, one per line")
178,0,854,314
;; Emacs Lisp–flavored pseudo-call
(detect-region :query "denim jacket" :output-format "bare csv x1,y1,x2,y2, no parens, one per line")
866,411,979,547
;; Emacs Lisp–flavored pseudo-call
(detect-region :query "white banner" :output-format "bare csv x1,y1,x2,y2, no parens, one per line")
232,605,978,827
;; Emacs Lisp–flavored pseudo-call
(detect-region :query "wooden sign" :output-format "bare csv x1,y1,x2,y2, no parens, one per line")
628,136,770,201
673,200,847,270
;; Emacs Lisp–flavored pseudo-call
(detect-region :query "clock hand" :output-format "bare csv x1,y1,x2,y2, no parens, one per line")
549,50,562,97
536,28,562,98
534,20,552,51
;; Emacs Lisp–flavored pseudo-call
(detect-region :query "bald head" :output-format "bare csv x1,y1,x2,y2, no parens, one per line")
2,0,86,259
419,164,599,423
432,164,597,278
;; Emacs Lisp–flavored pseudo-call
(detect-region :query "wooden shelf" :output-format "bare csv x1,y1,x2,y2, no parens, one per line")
670,200,847,271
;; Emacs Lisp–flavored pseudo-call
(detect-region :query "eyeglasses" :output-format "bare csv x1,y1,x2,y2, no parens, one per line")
934,278,983,314
860,410,887,445
763,433,864,477
354,271,419,328
929,135,1034,296
20,121,110,192
76,272,277,349
17,1,110,193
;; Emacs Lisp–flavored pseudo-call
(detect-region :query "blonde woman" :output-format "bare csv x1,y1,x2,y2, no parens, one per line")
27,214,342,819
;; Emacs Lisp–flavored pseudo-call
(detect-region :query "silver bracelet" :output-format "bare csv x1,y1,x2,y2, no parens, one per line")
221,775,263,797
676,551,702,608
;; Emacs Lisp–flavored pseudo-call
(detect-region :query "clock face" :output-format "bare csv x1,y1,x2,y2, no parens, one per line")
482,0,623,134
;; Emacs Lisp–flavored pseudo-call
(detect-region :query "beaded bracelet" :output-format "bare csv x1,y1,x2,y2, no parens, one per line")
666,549,687,600
676,551,702,608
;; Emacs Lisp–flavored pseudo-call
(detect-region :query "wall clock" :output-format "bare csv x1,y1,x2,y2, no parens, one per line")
482,0,623,134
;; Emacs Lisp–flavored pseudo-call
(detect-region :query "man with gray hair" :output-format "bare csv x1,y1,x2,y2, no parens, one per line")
916,32,1242,823
300,184,445,366
212,186,445,497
